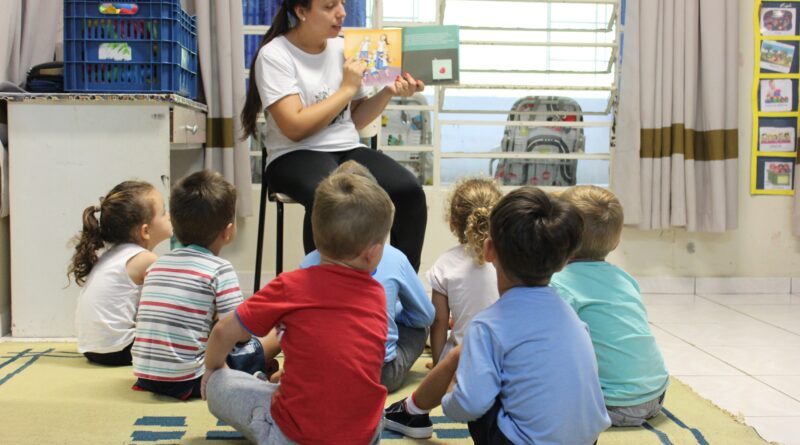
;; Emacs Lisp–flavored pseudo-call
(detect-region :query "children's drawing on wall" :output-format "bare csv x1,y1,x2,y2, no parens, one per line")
759,126,796,152
760,79,793,111
344,29,403,87
764,161,794,190
761,7,796,36
760,40,795,73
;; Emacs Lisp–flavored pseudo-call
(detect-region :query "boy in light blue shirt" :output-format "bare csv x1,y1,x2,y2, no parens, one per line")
384,187,610,444
301,161,434,392
550,185,668,427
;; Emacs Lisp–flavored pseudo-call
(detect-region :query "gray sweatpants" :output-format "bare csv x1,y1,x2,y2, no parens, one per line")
606,391,667,427
207,368,383,444
206,369,297,445
380,325,428,393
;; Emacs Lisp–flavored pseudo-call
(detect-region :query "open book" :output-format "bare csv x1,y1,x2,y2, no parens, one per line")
344,25,460,87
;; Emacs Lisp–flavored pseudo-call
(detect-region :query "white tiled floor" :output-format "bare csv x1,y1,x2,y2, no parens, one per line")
644,293,800,445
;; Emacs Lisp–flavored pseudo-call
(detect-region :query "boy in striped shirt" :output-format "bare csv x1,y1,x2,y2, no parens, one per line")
132,170,267,400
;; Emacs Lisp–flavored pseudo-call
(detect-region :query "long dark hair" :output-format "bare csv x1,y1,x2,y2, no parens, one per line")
241,0,311,140
68,181,156,286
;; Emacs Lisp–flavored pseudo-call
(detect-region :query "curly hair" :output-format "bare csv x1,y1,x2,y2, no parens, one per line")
446,177,503,265
68,181,156,286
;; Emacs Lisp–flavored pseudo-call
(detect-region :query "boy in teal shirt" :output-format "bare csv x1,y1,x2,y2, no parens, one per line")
551,185,669,426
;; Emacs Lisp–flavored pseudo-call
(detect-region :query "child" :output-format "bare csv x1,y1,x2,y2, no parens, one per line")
300,161,435,393
384,187,611,444
202,171,394,445
427,177,502,366
550,185,669,426
132,170,267,400
70,180,172,366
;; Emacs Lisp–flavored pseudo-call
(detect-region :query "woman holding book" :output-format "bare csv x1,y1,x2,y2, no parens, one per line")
241,0,428,271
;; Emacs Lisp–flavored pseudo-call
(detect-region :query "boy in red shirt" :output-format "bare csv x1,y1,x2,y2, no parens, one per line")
201,171,394,445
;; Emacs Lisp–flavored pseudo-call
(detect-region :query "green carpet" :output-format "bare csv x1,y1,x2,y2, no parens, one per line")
0,342,770,444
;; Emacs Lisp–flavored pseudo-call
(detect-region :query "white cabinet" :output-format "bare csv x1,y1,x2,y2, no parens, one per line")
2,94,206,337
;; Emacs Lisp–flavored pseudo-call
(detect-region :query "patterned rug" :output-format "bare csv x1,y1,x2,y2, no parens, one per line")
0,342,770,444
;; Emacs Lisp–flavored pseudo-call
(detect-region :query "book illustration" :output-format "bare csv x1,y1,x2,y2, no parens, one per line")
344,26,460,87
761,7,796,36
344,29,403,87
760,79,793,111
403,25,460,85
760,40,795,73
759,126,796,152
764,161,794,190
98,42,132,61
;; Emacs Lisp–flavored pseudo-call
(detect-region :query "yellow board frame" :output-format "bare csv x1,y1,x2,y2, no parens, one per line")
752,0,799,195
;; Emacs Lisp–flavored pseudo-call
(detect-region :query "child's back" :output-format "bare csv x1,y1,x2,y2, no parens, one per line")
237,263,388,444
428,177,502,364
428,244,497,346
551,262,668,407
551,185,668,426
447,285,609,444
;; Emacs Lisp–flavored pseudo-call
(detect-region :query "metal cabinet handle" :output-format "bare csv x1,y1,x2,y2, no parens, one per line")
185,124,199,134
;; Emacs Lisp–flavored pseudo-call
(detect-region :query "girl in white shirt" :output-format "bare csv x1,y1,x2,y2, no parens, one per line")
68,181,172,366
427,178,503,365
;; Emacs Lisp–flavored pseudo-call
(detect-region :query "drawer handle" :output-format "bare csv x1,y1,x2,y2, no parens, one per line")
184,124,199,134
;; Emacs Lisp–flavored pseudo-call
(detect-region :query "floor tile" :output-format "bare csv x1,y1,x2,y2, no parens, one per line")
677,376,800,417
652,321,800,347
700,293,794,305
758,376,800,401
743,417,800,445
641,293,696,305
658,341,744,376
704,345,800,375
731,305,800,335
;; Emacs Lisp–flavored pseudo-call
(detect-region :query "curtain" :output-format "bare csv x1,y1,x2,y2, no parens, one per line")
0,0,61,217
191,0,254,217
613,0,738,231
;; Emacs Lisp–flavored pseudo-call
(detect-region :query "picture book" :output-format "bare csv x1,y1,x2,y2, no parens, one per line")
344,28,403,87
760,40,795,74
344,25,460,88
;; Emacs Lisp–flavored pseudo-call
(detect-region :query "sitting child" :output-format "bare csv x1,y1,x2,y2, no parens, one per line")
551,185,669,426
70,180,172,366
202,170,395,444
384,186,611,444
301,161,434,393
427,177,502,366
132,170,268,400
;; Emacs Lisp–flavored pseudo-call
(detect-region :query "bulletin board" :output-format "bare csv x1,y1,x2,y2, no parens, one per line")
752,1,800,195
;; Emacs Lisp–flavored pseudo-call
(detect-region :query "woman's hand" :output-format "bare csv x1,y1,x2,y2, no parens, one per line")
342,57,367,94
388,72,425,97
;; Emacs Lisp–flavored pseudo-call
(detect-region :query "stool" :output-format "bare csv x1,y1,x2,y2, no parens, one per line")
253,144,297,292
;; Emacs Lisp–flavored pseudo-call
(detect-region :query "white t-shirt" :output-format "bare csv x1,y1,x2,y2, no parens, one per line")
255,36,369,166
75,243,146,353
426,244,500,358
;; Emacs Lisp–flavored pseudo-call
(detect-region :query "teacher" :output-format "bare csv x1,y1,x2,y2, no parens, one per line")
241,0,427,271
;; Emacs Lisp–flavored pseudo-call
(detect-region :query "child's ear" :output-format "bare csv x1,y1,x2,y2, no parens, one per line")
138,223,151,242
221,222,235,243
483,238,496,263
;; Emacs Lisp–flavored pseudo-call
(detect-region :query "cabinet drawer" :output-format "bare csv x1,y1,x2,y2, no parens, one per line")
172,106,206,144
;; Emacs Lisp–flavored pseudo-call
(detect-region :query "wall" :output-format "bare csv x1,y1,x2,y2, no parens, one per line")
1,218,9,335
222,0,800,284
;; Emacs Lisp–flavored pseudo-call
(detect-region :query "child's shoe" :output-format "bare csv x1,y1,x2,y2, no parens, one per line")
383,398,433,439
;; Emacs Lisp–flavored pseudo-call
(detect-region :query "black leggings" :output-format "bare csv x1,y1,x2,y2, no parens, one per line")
83,342,133,366
266,147,427,271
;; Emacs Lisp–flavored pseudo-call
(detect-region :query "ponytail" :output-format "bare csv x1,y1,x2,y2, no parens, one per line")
68,181,156,286
464,207,492,265
241,2,307,140
68,205,105,286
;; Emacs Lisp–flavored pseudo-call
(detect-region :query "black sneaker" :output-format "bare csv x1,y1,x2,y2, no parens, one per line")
383,398,433,439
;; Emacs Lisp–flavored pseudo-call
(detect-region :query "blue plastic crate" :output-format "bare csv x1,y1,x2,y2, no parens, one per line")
64,0,197,99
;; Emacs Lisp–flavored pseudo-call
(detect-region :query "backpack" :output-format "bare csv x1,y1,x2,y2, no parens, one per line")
492,96,585,186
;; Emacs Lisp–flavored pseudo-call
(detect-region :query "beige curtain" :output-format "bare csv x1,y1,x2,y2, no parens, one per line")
613,0,738,231
190,0,253,216
0,0,61,217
